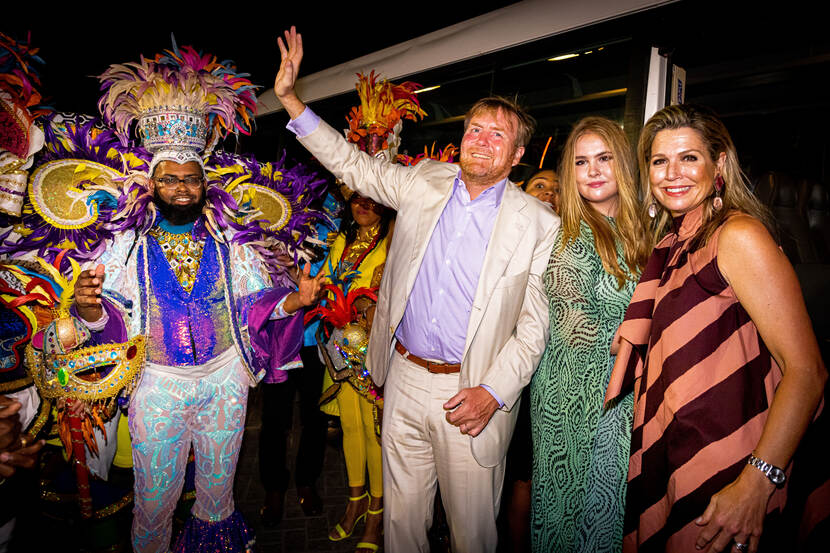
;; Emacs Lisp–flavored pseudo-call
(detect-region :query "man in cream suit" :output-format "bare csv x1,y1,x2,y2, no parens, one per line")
275,27,559,552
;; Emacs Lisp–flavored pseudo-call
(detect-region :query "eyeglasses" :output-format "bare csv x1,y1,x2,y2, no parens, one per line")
153,176,204,188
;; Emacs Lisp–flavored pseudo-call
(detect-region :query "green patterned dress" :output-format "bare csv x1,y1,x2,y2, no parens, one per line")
530,220,636,552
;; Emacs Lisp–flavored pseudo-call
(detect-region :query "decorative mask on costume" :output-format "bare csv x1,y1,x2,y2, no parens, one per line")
10,252,145,456
27,335,145,402
327,322,370,372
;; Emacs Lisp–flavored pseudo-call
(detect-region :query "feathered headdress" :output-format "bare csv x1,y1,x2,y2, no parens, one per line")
0,113,145,264
209,150,332,285
97,38,258,174
397,142,459,166
1,32,47,218
345,71,425,162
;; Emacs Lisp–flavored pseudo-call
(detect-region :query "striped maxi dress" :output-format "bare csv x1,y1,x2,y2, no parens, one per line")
604,205,805,551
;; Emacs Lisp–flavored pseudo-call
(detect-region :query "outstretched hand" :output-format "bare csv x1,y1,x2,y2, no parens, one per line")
443,386,499,437
296,262,327,307
282,262,327,314
275,26,306,118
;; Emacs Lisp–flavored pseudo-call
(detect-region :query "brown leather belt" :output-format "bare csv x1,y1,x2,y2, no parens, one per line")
394,342,461,374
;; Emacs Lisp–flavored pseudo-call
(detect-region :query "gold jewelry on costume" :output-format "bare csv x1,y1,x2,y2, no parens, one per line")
148,226,205,293
342,223,380,266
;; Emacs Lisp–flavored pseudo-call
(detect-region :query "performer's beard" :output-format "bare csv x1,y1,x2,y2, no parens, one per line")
154,190,206,225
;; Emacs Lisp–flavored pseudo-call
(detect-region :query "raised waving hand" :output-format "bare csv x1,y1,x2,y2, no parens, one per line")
275,26,306,119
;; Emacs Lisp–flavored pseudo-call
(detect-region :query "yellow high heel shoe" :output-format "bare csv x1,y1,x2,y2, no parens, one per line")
329,492,369,542
356,505,383,552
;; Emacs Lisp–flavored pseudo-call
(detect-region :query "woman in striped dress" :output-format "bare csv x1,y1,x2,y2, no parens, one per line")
606,104,827,552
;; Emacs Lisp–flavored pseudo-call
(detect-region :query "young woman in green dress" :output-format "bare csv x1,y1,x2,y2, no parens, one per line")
530,117,649,552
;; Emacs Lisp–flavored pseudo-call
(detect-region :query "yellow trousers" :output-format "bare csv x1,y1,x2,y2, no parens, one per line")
337,382,383,498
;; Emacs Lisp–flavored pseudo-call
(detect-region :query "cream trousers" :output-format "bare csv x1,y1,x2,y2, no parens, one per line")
381,350,505,553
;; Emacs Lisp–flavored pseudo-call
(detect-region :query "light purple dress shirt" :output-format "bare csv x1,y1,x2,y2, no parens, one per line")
395,176,505,363
287,107,505,404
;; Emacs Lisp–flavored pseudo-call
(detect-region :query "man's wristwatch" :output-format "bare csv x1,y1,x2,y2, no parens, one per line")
747,454,786,487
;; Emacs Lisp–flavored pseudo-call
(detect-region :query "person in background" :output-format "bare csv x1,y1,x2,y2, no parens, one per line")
313,191,393,552
257,192,342,525
523,168,560,212
531,117,648,552
502,166,562,553
606,104,827,552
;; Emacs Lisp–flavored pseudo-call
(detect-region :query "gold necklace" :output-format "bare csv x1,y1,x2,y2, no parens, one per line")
342,223,380,265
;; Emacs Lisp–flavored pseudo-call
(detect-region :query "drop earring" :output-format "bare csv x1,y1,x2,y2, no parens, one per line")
713,174,724,211
648,202,657,218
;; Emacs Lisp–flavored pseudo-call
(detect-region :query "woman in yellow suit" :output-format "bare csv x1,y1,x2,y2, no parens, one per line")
316,191,393,553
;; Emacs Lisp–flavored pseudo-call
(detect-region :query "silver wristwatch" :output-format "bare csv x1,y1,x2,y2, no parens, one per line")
747,454,786,487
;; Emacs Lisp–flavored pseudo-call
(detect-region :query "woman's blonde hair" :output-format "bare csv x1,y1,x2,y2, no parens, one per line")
558,116,649,287
637,104,775,250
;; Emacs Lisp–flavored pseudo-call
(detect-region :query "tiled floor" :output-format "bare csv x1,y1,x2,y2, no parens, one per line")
19,380,464,552
235,384,370,553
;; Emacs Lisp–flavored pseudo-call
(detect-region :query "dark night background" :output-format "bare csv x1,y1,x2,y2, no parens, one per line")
3,3,516,115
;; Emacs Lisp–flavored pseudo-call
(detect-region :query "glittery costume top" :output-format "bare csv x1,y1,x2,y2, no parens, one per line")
147,226,204,293
92,217,304,383
144,229,234,366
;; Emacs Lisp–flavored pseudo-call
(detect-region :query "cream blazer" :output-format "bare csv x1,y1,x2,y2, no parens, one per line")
298,119,559,467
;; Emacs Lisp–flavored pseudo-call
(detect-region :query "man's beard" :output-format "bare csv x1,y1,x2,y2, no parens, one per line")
154,190,206,225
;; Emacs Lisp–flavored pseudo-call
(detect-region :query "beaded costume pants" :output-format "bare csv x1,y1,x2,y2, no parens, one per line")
128,354,248,553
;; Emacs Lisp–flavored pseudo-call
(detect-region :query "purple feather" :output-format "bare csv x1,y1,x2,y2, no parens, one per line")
206,149,332,280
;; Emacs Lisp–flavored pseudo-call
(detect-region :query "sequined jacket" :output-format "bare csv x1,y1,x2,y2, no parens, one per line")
97,225,284,384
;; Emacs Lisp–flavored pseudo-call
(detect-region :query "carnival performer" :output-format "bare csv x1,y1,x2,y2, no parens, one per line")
606,104,827,552
314,189,392,552
530,117,649,552
70,44,325,553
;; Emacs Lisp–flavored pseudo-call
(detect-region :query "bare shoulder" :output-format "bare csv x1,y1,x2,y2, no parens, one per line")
716,212,789,286
718,213,779,260
718,212,775,245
